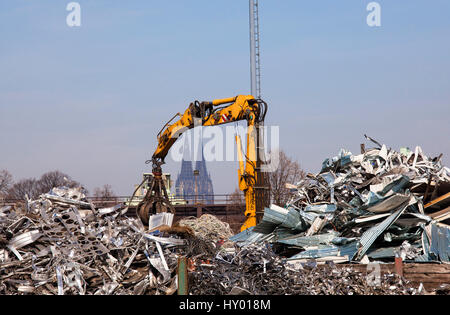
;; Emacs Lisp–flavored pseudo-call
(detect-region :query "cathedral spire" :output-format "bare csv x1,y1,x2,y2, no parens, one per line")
176,143,214,204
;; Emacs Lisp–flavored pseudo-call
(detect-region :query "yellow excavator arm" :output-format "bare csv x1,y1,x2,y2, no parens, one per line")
145,95,268,231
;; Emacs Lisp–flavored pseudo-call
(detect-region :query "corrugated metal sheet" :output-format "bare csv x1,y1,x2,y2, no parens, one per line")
354,202,409,261
288,246,339,260
339,242,359,258
288,242,358,261
229,227,274,247
298,209,319,225
366,194,410,214
273,227,299,240
229,227,256,242
430,224,450,262
278,232,339,248
367,247,396,259
304,204,337,214
252,221,278,234
254,205,307,233
415,226,433,262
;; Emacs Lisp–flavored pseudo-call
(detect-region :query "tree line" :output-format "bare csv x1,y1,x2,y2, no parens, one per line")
229,150,306,208
1,149,304,205
0,170,116,201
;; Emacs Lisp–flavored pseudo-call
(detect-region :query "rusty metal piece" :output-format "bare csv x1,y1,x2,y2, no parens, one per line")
395,257,404,277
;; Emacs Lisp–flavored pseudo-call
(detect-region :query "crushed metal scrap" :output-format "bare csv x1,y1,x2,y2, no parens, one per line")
229,138,450,266
2,137,449,296
179,215,235,248
188,138,450,296
189,244,421,295
0,187,207,295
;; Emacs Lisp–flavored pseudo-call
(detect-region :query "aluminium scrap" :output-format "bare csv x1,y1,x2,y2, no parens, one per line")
189,243,421,295
0,187,191,295
230,137,450,265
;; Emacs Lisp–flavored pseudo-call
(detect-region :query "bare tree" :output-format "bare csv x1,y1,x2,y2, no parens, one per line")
7,170,83,201
0,170,13,198
268,150,305,206
7,178,39,200
226,188,247,233
227,188,245,211
94,184,116,199
93,184,117,207
37,171,80,195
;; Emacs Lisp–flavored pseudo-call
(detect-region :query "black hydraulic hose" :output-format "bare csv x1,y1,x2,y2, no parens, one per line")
128,176,148,210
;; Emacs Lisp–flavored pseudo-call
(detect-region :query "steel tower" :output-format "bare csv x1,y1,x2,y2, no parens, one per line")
249,0,261,99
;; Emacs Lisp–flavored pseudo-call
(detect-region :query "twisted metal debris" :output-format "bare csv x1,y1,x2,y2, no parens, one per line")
231,138,450,265
1,137,448,296
0,187,189,295
190,244,421,295
179,214,234,247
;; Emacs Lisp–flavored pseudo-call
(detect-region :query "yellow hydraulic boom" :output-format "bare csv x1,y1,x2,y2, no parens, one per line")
137,95,268,231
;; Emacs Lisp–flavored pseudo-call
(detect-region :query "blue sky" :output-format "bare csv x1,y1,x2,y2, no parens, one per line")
1,1,449,195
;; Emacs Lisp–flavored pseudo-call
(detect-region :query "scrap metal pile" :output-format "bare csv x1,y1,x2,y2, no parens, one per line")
189,244,421,295
229,137,450,265
1,137,449,296
0,187,190,295
179,215,234,248
188,138,449,295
